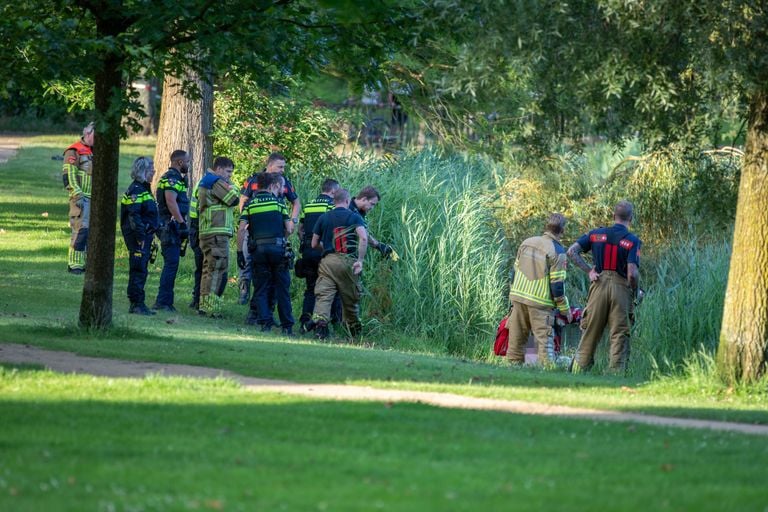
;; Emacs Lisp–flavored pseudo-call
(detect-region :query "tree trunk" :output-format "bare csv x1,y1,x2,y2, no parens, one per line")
79,30,125,329
717,91,768,383
153,71,213,189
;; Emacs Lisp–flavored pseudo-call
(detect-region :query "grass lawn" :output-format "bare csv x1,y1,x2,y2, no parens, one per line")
1,367,766,512
0,134,767,426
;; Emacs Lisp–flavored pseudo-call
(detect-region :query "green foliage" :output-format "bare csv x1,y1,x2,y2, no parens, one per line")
213,76,345,181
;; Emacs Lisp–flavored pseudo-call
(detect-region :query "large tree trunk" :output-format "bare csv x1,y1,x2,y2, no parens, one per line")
717,91,768,384
79,25,125,328
153,71,213,189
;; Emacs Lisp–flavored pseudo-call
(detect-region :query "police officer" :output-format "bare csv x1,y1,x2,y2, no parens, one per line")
349,186,393,258
197,157,239,317
297,178,342,333
237,172,295,333
237,152,301,305
120,157,159,315
153,150,191,312
567,200,642,372
62,122,94,274
507,213,572,366
311,188,368,340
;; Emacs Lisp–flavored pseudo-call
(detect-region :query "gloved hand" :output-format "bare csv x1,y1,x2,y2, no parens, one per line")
237,251,247,270
178,222,189,241
378,243,393,259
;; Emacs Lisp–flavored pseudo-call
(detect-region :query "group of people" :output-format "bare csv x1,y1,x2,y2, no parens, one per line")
63,122,642,368
506,201,642,373
63,124,393,339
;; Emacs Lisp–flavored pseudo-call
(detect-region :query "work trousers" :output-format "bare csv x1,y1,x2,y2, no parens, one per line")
249,245,293,329
313,253,362,330
126,233,153,306
191,230,226,306
506,301,555,365
200,235,230,298
68,196,90,270
155,224,181,307
576,271,634,371
300,249,341,323
241,232,276,311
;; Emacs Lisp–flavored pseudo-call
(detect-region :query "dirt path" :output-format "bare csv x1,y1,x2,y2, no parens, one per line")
0,135,27,164
2,343,767,436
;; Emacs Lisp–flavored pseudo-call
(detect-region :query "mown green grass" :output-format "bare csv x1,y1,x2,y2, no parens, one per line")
1,368,766,512
0,134,767,425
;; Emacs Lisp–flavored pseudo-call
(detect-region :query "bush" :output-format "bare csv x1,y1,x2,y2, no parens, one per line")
213,75,345,185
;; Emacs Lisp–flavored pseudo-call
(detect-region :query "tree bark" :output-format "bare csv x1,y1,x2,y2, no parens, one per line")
153,70,213,189
717,91,768,383
78,26,125,329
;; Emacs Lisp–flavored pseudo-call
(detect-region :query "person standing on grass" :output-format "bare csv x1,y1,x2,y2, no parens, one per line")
197,157,239,318
153,150,191,313
349,186,394,259
309,188,368,341
237,172,295,334
567,200,641,373
507,213,572,366
237,152,301,305
296,178,342,333
62,122,94,275
120,157,159,316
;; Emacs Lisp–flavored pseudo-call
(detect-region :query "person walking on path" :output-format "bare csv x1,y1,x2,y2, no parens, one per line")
507,213,572,366
567,200,642,373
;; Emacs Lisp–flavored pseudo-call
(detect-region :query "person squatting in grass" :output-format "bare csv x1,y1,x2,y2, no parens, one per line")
310,188,368,340
507,213,572,366
237,152,301,306
296,178,343,333
62,122,94,274
120,157,159,316
237,172,295,334
196,157,239,318
349,186,394,259
567,200,642,373
153,150,191,313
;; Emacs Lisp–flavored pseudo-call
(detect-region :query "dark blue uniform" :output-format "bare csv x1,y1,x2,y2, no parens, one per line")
575,224,641,278
154,168,190,308
298,194,340,325
240,191,293,330
120,180,159,308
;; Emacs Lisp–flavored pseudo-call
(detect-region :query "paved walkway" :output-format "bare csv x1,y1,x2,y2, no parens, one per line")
2,343,767,436
0,135,26,164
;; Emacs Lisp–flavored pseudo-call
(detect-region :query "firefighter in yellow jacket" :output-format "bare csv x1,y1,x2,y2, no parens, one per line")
197,157,239,317
62,122,94,274
507,213,572,365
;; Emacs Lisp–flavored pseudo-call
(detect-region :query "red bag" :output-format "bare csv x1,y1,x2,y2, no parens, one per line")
493,315,510,356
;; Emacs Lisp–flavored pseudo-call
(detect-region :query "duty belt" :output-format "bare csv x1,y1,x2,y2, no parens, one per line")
253,237,285,246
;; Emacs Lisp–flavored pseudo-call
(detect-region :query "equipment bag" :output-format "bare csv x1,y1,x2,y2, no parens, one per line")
493,307,513,356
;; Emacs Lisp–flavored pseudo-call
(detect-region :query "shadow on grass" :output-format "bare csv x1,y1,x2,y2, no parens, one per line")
0,375,765,512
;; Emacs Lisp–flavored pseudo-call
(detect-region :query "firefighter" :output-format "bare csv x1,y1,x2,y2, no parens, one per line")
152,150,190,312
62,122,94,274
507,213,572,366
120,157,159,315
296,178,343,333
237,152,301,305
567,200,642,372
197,157,239,317
310,188,368,340
237,172,295,333
349,186,393,258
